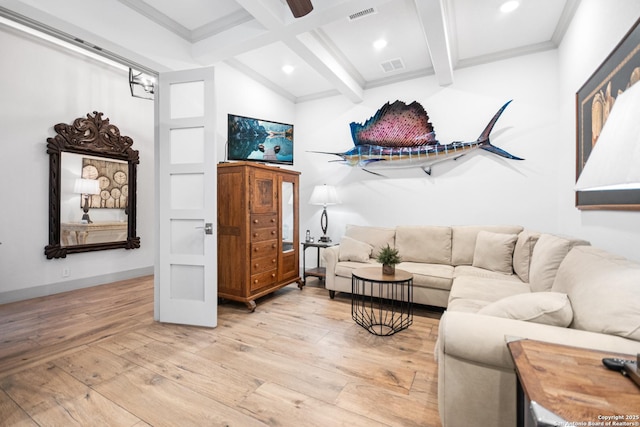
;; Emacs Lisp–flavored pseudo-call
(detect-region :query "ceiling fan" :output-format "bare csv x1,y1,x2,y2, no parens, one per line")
286,0,313,18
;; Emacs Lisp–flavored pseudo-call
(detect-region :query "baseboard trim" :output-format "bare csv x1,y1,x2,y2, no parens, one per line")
0,266,154,304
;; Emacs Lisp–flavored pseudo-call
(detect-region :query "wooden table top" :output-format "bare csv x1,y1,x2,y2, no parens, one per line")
508,339,640,424
352,267,412,282
61,221,127,230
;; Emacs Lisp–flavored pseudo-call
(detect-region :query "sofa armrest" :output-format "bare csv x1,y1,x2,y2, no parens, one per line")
323,245,340,270
322,245,340,289
439,311,640,369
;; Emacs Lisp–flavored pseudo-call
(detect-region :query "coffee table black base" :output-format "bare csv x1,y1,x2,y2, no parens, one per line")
351,267,413,336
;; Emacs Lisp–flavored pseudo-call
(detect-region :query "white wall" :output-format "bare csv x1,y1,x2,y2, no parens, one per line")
214,63,296,163
3,1,639,304
0,24,155,301
0,26,296,303
295,49,562,244
557,0,640,261
295,1,640,264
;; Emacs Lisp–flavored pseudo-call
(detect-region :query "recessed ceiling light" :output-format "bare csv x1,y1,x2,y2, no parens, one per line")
282,65,294,74
373,39,387,50
500,0,520,13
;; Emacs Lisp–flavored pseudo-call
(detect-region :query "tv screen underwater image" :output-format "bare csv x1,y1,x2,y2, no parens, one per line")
227,114,294,165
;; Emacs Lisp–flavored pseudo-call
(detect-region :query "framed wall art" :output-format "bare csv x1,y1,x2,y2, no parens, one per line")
576,17,640,210
81,157,129,209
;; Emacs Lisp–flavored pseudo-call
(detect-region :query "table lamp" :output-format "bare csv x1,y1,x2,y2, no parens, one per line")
309,184,341,242
575,81,640,192
74,178,100,223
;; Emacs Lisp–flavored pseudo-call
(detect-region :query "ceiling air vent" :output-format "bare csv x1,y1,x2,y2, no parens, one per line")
380,58,405,73
348,7,377,21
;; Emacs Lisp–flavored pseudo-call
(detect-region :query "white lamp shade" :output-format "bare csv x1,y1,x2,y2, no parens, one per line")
575,81,640,191
309,184,341,206
74,178,100,195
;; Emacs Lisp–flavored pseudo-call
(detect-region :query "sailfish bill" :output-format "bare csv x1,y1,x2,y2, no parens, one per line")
310,100,523,175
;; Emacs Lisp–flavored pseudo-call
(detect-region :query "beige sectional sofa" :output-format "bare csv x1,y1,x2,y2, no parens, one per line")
323,224,640,427
323,224,528,307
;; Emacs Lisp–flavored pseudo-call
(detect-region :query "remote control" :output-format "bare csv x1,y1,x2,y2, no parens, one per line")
602,357,636,372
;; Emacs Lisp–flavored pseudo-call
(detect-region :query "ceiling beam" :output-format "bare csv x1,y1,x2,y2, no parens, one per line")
414,0,454,86
193,0,376,103
293,31,363,103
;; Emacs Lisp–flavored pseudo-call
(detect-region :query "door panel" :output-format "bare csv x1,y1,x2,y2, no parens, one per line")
156,67,217,327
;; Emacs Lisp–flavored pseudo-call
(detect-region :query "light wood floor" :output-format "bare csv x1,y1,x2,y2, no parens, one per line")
0,276,443,427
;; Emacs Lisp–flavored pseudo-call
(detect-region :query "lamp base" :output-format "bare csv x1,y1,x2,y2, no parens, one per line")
319,236,331,243
81,213,93,224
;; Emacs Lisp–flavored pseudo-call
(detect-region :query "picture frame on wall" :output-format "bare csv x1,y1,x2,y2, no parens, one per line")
575,17,640,210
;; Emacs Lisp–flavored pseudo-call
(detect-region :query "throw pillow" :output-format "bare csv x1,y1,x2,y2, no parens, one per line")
478,292,573,327
472,231,518,274
528,234,587,292
552,245,640,341
344,224,395,255
338,236,373,262
451,225,523,266
512,230,541,283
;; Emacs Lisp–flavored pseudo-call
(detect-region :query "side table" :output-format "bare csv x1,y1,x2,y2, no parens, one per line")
351,267,413,336
508,339,640,427
301,241,335,284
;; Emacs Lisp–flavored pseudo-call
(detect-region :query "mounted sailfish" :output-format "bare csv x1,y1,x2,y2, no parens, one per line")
312,100,523,175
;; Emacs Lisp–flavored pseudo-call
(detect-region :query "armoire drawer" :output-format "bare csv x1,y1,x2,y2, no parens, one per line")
251,227,277,242
251,254,277,274
252,240,278,257
250,270,277,291
250,213,277,229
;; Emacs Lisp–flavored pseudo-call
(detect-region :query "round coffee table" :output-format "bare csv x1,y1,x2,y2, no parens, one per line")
351,267,413,336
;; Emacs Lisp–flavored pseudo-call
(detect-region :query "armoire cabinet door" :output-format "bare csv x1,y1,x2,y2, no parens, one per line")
279,173,299,282
250,169,277,214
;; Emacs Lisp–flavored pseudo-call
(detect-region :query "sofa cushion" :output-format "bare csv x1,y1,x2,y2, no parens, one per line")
552,246,640,341
454,265,522,282
448,275,531,308
477,292,573,327
512,230,540,283
395,226,452,264
472,231,518,274
451,225,523,266
529,234,588,292
338,237,373,262
345,224,395,256
397,262,454,291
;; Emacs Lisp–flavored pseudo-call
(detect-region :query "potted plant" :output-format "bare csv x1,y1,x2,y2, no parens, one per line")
376,244,401,275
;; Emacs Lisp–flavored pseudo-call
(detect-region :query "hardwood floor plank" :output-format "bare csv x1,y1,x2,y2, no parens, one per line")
335,382,441,427
195,335,350,404
1,364,141,426
96,331,156,356
0,389,37,427
238,382,389,427
53,346,138,387
92,366,267,426
121,341,263,407
0,276,444,426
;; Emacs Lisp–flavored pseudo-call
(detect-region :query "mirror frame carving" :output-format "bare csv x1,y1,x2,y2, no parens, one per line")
45,111,140,259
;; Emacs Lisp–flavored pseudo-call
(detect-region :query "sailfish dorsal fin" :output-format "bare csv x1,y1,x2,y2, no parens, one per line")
349,100,438,147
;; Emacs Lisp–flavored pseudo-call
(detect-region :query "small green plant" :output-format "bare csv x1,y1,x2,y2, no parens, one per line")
376,244,401,266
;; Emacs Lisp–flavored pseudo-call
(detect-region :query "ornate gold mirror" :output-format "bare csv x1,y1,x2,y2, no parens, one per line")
45,111,140,259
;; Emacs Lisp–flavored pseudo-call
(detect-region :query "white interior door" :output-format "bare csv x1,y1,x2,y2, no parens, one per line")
155,67,217,327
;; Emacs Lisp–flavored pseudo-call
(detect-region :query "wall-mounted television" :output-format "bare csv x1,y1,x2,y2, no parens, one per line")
227,114,294,165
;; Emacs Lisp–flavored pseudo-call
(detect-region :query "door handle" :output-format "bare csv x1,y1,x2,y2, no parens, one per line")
195,223,214,235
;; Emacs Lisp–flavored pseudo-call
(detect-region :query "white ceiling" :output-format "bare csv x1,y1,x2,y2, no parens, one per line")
0,0,580,103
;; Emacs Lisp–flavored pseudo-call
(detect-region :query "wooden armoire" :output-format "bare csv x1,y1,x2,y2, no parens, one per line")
217,161,302,311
